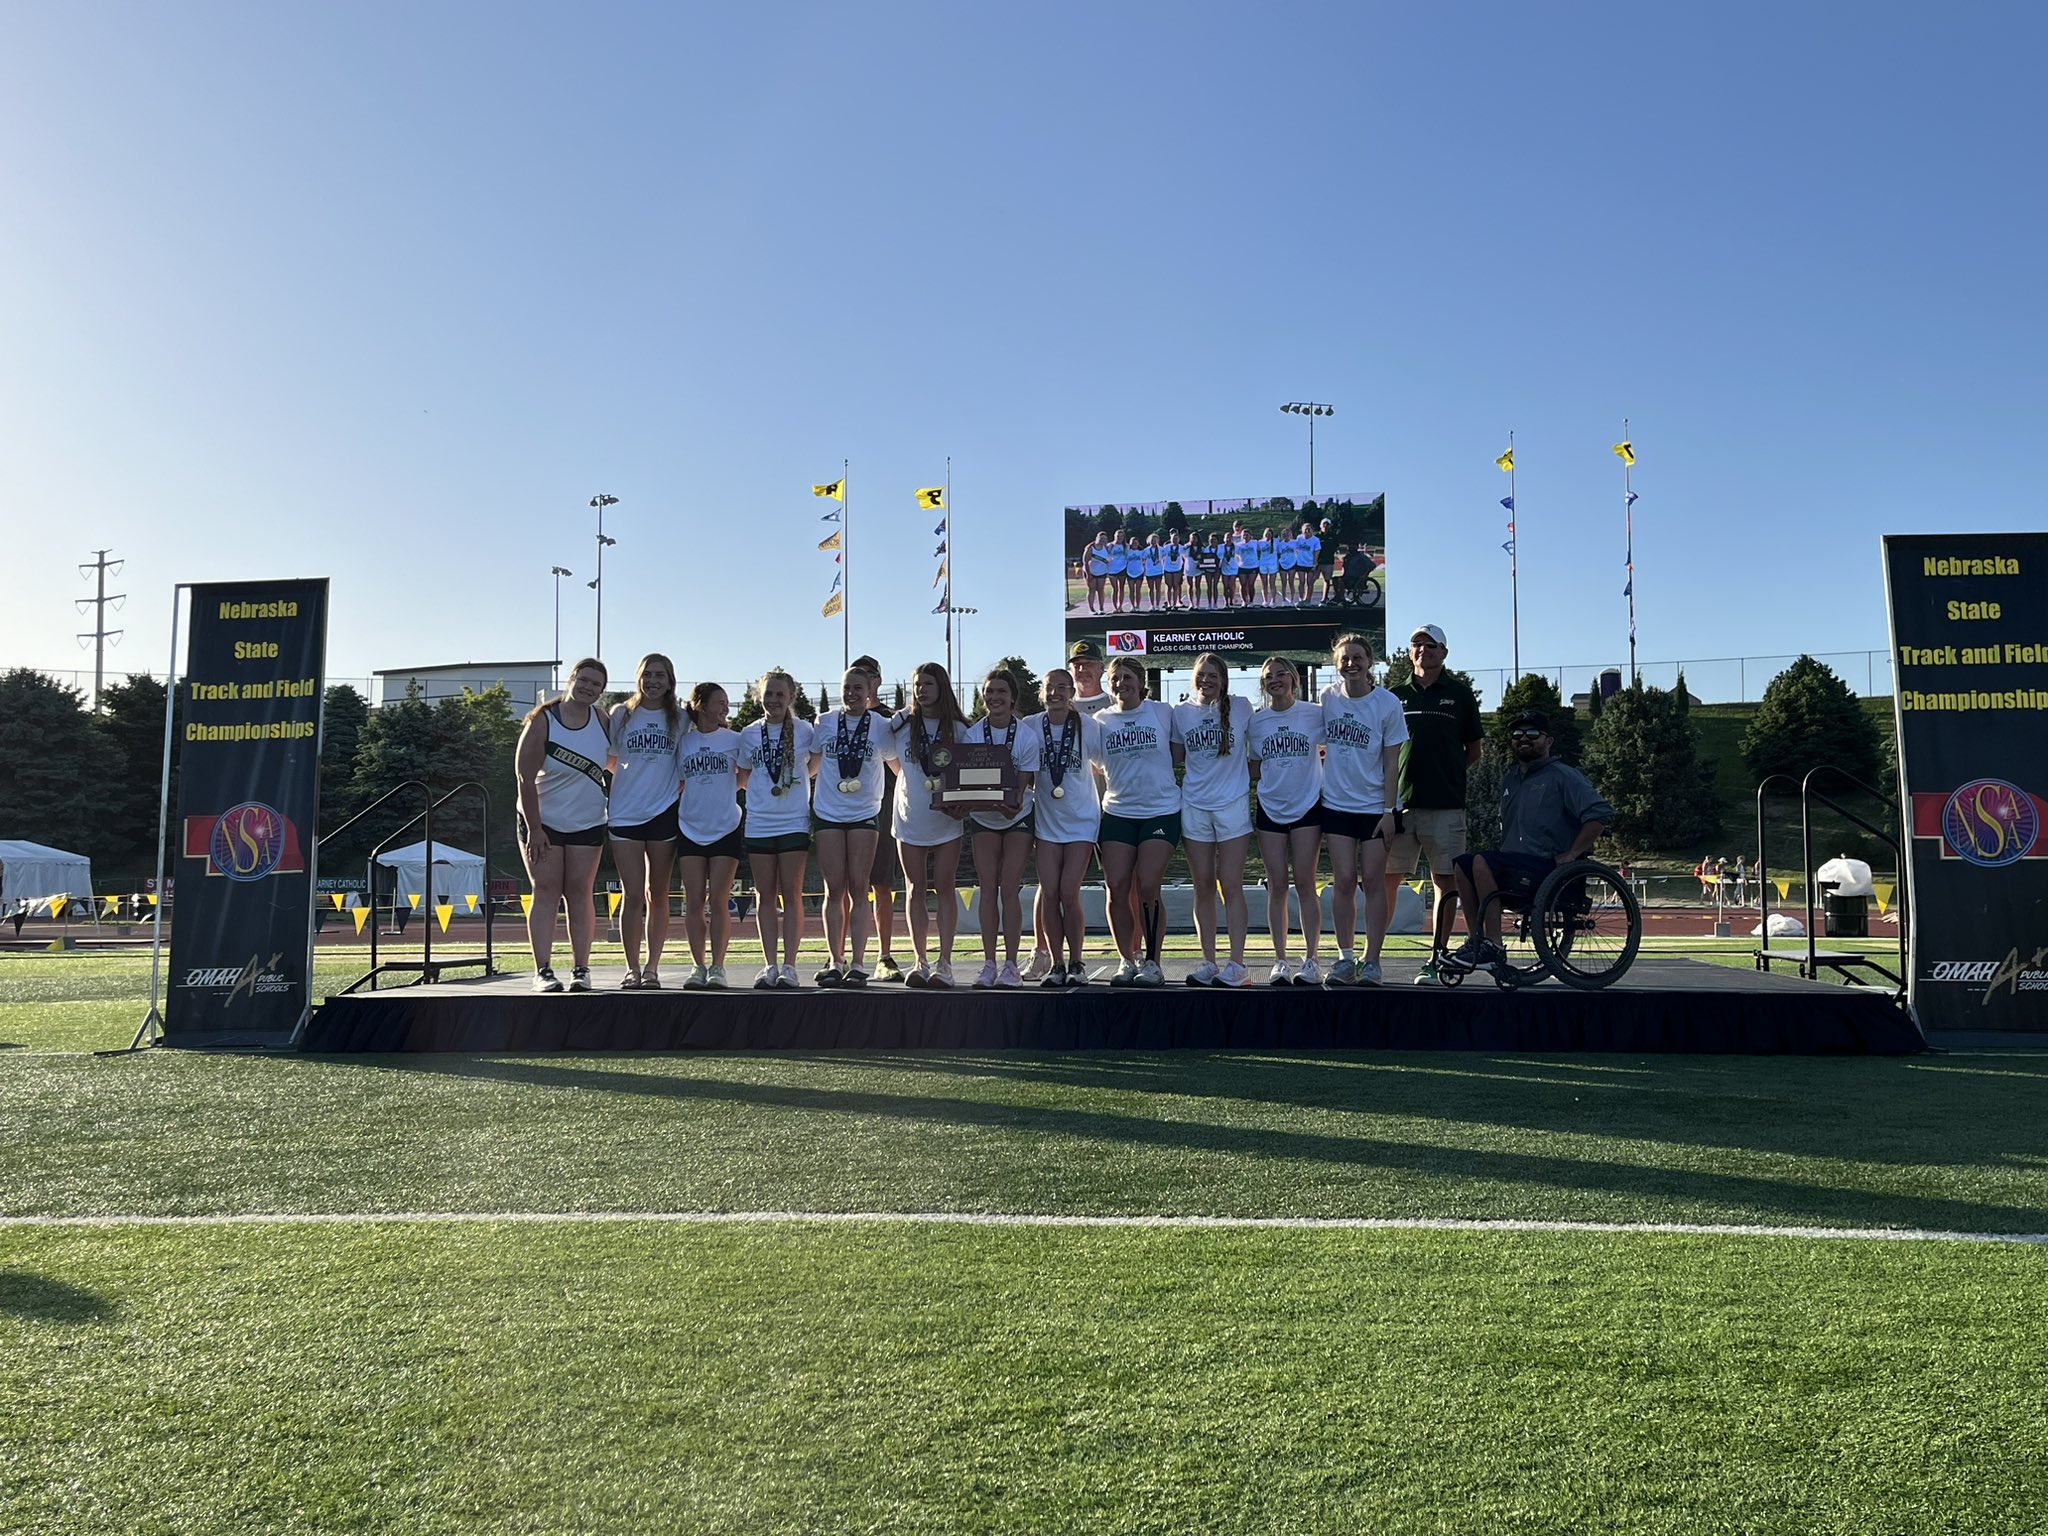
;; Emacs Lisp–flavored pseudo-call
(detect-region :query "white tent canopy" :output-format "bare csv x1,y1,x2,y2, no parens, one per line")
0,839,94,908
373,841,486,907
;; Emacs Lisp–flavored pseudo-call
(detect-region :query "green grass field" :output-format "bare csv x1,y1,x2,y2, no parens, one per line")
4,951,2043,1533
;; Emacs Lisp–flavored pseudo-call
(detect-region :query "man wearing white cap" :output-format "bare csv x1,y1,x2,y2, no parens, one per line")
1386,623,1485,984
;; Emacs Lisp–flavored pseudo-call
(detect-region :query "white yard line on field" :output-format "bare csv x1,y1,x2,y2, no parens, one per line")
0,1210,2043,1244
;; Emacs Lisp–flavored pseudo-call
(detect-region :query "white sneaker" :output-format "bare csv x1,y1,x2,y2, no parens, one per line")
1268,961,1292,986
1218,960,1252,988
1188,960,1221,988
997,960,1023,988
930,960,956,988
1022,949,1052,981
1110,960,1141,988
1135,960,1166,987
778,964,800,989
974,960,999,989
753,965,778,990
1294,956,1322,987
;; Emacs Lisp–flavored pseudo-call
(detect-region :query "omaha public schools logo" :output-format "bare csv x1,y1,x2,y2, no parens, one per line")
1108,631,1148,655
209,802,287,881
1941,779,2041,868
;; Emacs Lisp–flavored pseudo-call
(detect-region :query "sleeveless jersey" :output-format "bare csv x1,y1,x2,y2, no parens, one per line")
535,704,610,833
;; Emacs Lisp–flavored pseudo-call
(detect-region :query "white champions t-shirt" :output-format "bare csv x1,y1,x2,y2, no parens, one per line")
1026,710,1103,844
1172,695,1255,813
809,708,889,824
1318,685,1410,814
675,726,744,844
1249,701,1325,824
1097,700,1182,819
886,714,965,847
606,705,682,829
964,714,1043,832
738,717,815,838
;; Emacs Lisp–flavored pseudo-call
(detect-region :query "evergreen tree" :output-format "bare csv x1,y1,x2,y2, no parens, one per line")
431,686,523,867
318,684,369,836
986,656,1044,715
1581,680,1721,852
95,673,183,874
1465,747,1506,851
1741,655,1883,788
1491,674,1582,765
343,680,438,865
0,670,116,858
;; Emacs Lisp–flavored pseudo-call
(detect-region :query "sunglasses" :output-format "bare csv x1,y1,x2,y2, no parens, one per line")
1509,727,1545,740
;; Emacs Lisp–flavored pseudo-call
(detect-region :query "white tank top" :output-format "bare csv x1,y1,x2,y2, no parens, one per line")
535,703,611,832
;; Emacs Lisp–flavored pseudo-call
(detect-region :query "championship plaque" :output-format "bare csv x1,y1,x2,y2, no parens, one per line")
932,742,1018,809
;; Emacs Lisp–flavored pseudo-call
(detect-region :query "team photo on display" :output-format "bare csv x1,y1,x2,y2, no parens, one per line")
507,625,1534,997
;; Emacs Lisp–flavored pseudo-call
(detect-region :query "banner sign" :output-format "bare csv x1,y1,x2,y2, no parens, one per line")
166,579,329,1040
1883,534,2048,1033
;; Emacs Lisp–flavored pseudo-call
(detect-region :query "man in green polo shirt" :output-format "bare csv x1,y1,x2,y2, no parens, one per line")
1384,622,1484,984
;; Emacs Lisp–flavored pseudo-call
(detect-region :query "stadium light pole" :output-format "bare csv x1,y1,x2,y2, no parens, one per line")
590,494,619,657
549,567,573,691
1280,402,1334,498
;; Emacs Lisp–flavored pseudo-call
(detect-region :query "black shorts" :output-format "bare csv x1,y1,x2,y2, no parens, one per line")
968,813,1035,839
1254,800,1323,837
677,826,745,862
608,803,679,843
518,813,606,848
745,831,812,856
1453,849,1555,905
1321,807,1392,844
816,813,884,833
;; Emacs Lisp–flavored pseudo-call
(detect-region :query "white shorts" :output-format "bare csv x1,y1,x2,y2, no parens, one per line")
1182,800,1253,843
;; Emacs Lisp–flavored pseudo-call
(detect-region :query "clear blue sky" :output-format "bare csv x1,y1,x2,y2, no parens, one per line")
4,2,2042,706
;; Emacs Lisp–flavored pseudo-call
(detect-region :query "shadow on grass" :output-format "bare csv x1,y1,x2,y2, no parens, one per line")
0,1272,118,1323
330,1052,2048,1233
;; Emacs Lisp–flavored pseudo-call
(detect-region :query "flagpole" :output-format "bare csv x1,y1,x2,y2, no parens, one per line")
944,456,955,682
1622,421,1637,685
841,457,850,674
1508,431,1520,680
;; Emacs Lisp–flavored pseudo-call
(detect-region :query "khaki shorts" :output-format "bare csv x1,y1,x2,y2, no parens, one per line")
1385,807,1468,877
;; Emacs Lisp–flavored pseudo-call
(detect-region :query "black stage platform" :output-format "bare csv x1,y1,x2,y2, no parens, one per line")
301,956,1922,1055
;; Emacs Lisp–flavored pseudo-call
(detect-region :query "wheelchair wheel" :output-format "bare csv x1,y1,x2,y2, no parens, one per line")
1530,860,1641,990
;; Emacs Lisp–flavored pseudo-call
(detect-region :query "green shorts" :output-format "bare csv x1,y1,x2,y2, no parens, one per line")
1098,810,1181,848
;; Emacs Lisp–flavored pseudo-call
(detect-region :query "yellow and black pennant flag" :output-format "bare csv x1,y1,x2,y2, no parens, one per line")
1495,447,1514,473
1612,440,1635,466
915,486,945,510
813,478,845,501
822,592,844,618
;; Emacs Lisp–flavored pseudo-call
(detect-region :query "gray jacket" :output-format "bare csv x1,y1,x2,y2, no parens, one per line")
1501,757,1614,860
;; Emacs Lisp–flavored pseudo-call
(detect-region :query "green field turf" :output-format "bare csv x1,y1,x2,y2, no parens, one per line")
3,951,2043,1533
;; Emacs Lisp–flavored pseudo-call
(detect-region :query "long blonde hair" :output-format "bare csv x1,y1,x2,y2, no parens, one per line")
1107,655,1148,700
625,653,680,736
1193,652,1233,757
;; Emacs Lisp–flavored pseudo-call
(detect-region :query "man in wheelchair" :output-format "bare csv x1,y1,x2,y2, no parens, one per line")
1440,709,1614,977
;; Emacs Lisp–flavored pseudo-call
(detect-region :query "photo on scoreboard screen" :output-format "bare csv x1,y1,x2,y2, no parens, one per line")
1062,493,1386,667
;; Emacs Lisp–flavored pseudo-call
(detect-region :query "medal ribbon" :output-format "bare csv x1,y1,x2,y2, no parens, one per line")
1045,713,1077,790
834,710,871,784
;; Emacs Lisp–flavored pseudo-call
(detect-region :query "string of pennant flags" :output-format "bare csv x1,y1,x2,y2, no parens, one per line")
1492,434,1646,678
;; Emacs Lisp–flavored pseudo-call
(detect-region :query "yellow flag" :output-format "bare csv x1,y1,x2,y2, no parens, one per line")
1410,880,1429,897
1316,879,1329,900
818,530,842,552
1873,880,1895,914
351,906,372,935
465,893,479,912
821,593,844,618
813,478,846,501
103,896,121,915
407,893,423,910
519,893,535,915
50,895,68,920
932,562,948,588
607,891,624,918
435,902,454,933
1612,440,1635,466
959,886,976,915
330,893,346,911
916,487,945,510
1495,448,1514,473
1773,878,1791,900
147,894,159,906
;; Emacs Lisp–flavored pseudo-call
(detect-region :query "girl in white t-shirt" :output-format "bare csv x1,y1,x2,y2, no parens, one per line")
605,653,682,989
807,667,889,985
1318,634,1409,985
1249,656,1326,985
1097,654,1185,986
1174,652,1255,987
1026,665,1104,986
886,661,971,987
738,669,815,989
675,682,746,989
965,668,1041,986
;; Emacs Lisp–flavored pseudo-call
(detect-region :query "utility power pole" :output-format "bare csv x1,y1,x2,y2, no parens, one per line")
76,549,126,712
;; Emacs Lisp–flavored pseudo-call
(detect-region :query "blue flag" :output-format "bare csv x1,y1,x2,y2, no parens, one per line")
1623,579,1633,597
1626,490,1639,508
1500,496,1514,512
820,509,841,522
933,519,947,537
1502,540,1516,556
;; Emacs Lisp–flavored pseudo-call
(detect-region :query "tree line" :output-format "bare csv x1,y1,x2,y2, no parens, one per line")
0,652,1886,884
